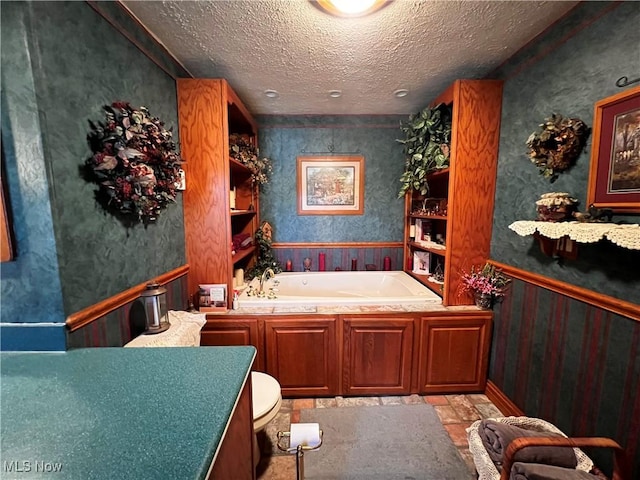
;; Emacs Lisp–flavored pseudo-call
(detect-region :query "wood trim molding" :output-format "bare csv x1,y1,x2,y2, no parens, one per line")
485,380,525,417
490,261,640,322
66,264,189,332
273,241,403,248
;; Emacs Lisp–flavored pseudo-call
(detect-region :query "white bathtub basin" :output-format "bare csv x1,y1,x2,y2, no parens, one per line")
238,271,441,307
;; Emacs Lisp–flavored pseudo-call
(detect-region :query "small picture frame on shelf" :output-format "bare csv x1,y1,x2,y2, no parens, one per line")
198,283,227,311
414,218,432,244
412,251,430,275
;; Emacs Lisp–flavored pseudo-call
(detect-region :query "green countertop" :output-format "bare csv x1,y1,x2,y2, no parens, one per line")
1,346,256,479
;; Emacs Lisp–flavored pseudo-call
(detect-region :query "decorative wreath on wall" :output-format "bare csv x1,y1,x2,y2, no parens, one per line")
525,113,590,182
84,102,183,224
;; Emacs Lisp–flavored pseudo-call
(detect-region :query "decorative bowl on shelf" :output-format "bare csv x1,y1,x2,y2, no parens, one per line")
535,192,578,222
536,205,575,222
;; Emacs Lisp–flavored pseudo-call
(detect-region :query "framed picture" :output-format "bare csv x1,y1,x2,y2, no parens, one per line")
412,251,430,275
587,86,640,213
297,155,364,215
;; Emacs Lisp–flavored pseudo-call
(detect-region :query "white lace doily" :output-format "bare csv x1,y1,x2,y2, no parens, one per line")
124,310,206,347
466,416,594,480
509,221,640,250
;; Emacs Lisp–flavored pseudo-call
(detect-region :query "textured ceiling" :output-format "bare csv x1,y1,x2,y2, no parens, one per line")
122,0,579,115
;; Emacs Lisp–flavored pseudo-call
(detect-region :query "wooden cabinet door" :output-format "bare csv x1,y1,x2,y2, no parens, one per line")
343,316,414,395
264,317,338,397
417,313,492,394
207,373,255,480
200,318,264,371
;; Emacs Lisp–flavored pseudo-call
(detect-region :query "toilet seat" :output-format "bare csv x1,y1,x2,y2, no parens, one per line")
251,372,282,431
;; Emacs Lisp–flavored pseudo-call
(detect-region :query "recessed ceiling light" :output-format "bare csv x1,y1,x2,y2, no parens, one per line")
328,90,342,98
394,89,409,98
315,0,389,17
264,89,279,98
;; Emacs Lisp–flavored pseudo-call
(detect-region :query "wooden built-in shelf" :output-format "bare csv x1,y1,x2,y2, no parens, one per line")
232,246,256,264
407,270,444,296
229,158,251,175
230,209,256,217
409,213,448,221
178,79,260,305
402,80,503,306
408,241,447,257
428,167,450,180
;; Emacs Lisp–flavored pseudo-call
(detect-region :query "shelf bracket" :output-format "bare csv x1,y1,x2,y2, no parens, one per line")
533,233,578,260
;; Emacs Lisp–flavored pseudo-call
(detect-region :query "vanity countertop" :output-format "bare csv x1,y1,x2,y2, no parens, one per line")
0,346,255,479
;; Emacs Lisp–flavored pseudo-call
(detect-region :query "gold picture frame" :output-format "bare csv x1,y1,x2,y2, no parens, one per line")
297,155,364,215
586,86,640,213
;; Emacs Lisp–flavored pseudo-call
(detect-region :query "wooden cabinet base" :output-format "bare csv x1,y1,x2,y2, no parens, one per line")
343,316,414,396
201,310,492,397
201,317,264,371
265,317,338,397
417,313,492,393
207,372,255,480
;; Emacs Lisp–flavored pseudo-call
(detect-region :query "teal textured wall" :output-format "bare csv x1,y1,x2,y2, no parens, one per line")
1,2,65,330
488,3,640,477
491,279,640,477
1,2,187,349
257,115,406,243
490,1,640,303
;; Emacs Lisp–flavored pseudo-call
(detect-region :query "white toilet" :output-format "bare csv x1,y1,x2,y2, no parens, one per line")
251,371,282,431
251,371,282,467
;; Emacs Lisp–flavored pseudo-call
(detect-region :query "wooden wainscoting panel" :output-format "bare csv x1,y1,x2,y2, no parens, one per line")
485,380,525,417
65,265,189,332
491,261,640,321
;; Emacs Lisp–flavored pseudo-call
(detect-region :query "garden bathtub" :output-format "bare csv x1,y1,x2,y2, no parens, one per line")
238,271,442,307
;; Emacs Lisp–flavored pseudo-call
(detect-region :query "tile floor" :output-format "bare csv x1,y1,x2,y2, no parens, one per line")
255,393,504,479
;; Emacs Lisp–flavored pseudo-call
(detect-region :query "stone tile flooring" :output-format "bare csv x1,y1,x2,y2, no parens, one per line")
256,393,504,479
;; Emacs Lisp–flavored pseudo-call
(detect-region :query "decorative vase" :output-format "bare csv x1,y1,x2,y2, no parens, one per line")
474,292,493,309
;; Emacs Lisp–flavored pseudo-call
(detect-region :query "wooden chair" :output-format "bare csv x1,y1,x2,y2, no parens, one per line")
500,436,630,480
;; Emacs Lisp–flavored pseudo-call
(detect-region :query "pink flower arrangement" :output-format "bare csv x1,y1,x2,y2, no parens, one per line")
461,263,511,297
85,102,182,223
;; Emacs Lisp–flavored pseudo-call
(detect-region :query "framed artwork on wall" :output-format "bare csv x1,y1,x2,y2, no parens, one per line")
587,85,640,213
297,155,364,215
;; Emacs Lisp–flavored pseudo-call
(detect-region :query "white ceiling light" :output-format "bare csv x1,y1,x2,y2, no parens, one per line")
264,89,279,98
393,89,409,98
315,0,389,17
328,90,342,98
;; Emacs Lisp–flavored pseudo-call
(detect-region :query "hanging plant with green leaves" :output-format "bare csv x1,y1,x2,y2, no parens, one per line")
397,103,452,198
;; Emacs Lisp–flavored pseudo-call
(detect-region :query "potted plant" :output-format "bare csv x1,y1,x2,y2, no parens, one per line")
397,103,452,198
229,133,273,187
245,221,282,280
461,262,511,309
526,114,590,182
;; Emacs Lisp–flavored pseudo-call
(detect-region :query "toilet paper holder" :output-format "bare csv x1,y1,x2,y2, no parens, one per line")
276,425,323,480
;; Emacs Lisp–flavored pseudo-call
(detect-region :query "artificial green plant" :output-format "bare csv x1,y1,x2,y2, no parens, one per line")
397,103,452,198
